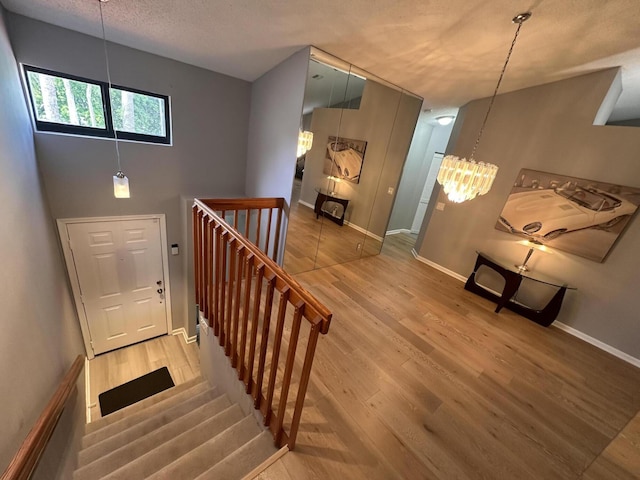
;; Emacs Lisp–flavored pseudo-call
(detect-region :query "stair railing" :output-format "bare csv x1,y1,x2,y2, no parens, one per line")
193,198,332,449
2,355,84,480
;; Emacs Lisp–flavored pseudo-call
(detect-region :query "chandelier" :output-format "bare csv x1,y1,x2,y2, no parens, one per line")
437,12,531,203
297,130,314,157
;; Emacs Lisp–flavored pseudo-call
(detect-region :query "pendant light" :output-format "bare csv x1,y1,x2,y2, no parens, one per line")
99,0,130,198
437,12,531,203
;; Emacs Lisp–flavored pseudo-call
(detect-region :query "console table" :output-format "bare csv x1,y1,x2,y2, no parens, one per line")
464,251,576,327
314,188,349,226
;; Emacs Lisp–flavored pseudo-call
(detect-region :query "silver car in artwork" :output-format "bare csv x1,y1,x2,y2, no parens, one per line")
498,186,636,240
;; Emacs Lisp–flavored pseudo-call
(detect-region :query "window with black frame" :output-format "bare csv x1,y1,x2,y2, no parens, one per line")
23,65,171,144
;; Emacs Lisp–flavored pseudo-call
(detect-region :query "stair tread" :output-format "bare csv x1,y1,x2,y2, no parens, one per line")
120,413,263,480
88,405,250,480
194,431,277,480
81,381,212,448
76,390,227,472
85,376,206,434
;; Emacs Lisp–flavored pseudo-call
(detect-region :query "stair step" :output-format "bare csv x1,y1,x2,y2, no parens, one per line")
146,415,263,480
86,376,206,434
194,431,276,480
76,391,228,470
81,382,212,449
75,403,246,480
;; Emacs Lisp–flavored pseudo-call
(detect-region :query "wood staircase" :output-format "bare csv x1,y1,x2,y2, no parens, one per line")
73,377,276,480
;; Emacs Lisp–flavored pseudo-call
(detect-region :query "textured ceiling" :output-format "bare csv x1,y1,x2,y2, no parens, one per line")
3,0,640,114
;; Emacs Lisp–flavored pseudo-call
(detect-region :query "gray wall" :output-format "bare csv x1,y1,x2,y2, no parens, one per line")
417,69,640,359
0,6,85,475
245,47,309,262
6,13,252,334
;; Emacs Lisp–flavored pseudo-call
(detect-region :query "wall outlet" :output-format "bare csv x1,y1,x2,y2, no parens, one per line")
436,202,445,211
356,242,362,251
387,187,394,195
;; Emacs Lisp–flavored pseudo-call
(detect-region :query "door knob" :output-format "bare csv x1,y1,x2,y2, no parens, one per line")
157,288,163,294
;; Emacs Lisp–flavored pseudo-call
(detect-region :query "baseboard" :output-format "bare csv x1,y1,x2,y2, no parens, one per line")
386,228,412,236
409,250,640,368
345,221,384,242
553,322,640,368
242,445,289,480
411,248,467,283
298,199,314,209
85,357,91,424
172,328,197,344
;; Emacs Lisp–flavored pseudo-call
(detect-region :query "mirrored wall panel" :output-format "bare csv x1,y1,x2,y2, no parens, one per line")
284,48,422,274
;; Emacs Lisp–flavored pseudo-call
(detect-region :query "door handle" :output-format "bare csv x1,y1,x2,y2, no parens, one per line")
157,288,163,294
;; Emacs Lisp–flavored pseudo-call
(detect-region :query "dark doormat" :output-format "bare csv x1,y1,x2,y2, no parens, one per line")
99,367,174,416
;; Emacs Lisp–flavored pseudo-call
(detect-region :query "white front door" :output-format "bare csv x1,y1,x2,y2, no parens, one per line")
66,218,168,355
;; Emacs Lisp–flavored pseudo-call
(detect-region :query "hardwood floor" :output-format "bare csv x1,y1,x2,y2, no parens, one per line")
87,230,640,479
87,334,200,422
260,232,640,479
283,179,382,274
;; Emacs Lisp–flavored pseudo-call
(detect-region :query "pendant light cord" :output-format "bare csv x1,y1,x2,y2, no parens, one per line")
99,0,122,174
470,17,527,161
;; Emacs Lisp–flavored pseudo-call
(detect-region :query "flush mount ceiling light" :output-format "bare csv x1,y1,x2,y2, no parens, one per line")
436,115,455,126
437,12,532,203
99,0,130,198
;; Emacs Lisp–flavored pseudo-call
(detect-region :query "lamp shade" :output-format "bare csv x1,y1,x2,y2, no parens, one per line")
113,172,130,198
437,155,498,203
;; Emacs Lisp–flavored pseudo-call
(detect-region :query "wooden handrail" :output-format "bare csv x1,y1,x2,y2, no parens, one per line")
193,198,332,450
2,355,84,480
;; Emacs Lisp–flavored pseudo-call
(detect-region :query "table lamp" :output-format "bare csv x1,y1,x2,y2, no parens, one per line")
516,239,552,272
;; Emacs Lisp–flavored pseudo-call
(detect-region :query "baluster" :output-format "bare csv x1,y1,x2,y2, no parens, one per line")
225,237,236,356
234,209,239,230
256,209,262,252
288,321,321,450
265,208,273,259
238,254,254,381
264,287,290,426
218,231,229,346
213,224,221,334
246,264,265,393
245,208,251,241
254,273,276,409
274,301,305,445
231,244,244,367
203,217,211,321
273,204,283,262
192,206,200,307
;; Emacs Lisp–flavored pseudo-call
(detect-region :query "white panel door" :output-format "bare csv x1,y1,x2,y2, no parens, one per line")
411,153,444,233
67,219,167,355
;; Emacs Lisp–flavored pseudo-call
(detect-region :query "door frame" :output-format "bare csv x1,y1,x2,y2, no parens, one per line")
57,214,173,359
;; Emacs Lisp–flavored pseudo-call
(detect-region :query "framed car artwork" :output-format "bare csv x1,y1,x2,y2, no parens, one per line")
495,169,640,262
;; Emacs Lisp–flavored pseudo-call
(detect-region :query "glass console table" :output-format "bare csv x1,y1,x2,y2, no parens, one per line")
464,251,576,327
314,188,349,226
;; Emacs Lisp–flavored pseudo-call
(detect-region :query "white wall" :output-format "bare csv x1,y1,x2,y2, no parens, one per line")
0,6,85,476
417,69,640,359
245,47,309,262
6,13,252,336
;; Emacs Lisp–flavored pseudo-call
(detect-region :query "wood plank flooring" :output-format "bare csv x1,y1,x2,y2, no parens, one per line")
262,232,640,479
87,334,200,422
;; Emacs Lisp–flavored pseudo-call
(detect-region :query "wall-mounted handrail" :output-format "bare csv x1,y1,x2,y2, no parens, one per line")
193,198,332,449
1,355,84,480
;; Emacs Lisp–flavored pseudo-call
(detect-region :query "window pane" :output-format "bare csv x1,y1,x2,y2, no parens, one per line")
110,88,167,137
26,71,106,129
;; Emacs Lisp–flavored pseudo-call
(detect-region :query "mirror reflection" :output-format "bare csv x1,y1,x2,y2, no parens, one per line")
285,49,422,274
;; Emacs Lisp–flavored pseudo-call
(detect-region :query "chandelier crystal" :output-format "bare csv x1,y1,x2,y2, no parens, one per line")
437,12,531,203
297,130,314,157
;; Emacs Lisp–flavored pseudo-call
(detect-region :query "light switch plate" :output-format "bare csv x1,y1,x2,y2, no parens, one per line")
387,187,394,195
436,202,445,211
